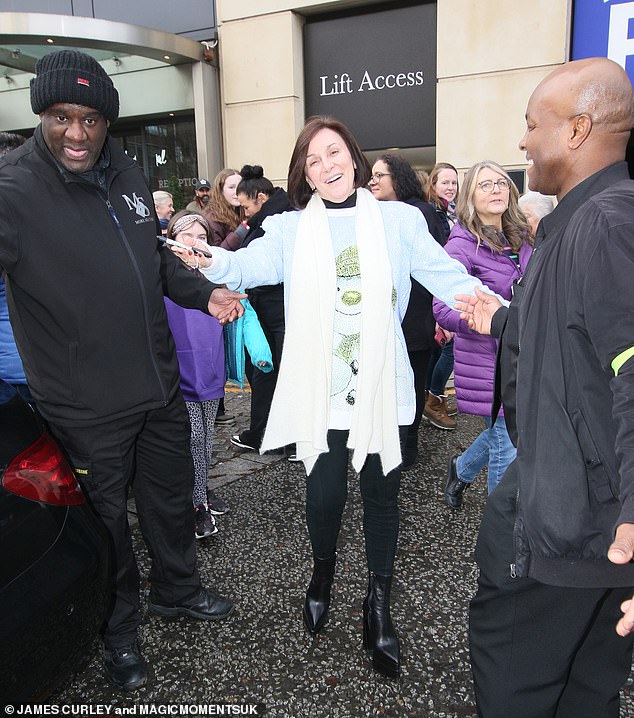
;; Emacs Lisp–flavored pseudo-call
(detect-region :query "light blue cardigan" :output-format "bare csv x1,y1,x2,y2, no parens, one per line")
202,200,488,424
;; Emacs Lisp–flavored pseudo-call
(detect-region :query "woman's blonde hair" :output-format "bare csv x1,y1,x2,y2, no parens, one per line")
205,168,243,229
456,160,531,253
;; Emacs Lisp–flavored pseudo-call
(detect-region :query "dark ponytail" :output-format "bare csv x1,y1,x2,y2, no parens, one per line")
237,165,274,200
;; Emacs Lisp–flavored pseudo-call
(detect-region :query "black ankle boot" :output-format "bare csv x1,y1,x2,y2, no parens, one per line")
445,454,469,509
362,572,400,679
303,554,336,634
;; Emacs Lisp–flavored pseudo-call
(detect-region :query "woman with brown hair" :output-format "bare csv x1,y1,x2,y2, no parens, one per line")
203,168,248,250
203,168,249,425
195,116,495,678
424,162,461,431
368,152,445,470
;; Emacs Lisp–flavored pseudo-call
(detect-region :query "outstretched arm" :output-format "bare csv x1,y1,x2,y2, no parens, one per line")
454,287,504,336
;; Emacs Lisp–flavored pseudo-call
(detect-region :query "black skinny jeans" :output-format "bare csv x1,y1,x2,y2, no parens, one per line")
305,428,405,575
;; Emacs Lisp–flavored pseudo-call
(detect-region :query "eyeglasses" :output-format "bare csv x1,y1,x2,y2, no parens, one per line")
477,178,511,193
369,172,391,184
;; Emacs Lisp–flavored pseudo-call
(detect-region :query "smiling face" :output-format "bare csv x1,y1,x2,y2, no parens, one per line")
40,103,108,173
222,173,242,208
434,168,458,203
155,198,174,220
369,160,397,201
473,167,510,227
305,128,356,203
518,78,572,197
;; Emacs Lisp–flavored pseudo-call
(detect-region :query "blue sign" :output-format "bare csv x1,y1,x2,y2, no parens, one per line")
572,0,634,84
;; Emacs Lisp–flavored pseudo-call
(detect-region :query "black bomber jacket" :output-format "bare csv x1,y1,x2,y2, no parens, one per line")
0,127,217,425
492,162,634,588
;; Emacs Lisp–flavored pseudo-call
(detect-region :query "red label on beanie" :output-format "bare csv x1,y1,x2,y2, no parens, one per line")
77,77,90,87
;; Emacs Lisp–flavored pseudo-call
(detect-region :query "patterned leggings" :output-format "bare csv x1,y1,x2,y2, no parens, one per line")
185,399,219,506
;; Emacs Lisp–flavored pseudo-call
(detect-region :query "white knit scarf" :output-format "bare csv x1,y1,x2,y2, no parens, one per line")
260,187,400,475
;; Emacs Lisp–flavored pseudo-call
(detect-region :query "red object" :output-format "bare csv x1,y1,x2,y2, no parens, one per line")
434,327,447,347
76,77,90,87
3,433,86,506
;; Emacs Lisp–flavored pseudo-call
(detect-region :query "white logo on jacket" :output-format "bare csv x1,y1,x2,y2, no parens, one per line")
122,193,151,218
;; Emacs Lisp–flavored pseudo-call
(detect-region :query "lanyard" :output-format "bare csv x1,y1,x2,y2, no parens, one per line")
503,246,522,275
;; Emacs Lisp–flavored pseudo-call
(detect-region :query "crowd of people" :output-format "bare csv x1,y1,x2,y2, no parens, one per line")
1,48,634,717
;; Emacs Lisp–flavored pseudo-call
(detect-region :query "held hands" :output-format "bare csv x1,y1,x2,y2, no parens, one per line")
454,287,502,336
208,287,247,325
608,523,634,636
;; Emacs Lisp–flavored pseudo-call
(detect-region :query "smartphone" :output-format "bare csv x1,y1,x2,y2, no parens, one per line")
434,327,447,347
158,236,213,259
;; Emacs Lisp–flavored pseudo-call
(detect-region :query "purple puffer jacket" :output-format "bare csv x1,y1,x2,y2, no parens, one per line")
433,223,532,416
164,293,225,403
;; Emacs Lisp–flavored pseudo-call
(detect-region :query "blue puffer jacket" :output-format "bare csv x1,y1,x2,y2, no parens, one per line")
433,223,532,416
224,299,273,389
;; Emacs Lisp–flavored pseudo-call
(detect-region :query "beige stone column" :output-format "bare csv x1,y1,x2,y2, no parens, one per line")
216,5,306,185
435,0,571,176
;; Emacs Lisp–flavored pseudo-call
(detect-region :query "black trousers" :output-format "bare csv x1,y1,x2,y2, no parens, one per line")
48,392,201,649
243,286,285,448
305,429,405,575
469,463,634,718
405,347,434,449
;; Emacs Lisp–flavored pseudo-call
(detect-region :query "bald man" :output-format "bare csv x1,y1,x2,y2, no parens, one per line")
456,58,634,717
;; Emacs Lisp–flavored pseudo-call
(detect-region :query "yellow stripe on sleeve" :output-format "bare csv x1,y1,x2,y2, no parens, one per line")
612,346,634,376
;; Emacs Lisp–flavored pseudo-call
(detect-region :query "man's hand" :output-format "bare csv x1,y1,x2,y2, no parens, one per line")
454,287,502,336
208,287,247,325
608,523,634,636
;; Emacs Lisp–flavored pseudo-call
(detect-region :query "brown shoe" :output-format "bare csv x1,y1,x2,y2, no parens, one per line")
423,392,457,430
444,394,458,417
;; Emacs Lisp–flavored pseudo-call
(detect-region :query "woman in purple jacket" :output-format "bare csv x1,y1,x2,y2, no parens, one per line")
164,211,229,538
433,161,532,508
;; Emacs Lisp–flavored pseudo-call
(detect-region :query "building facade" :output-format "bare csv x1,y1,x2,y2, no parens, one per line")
1,0,631,192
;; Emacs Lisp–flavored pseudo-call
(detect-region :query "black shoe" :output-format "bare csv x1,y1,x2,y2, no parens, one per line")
148,587,234,621
194,504,218,539
445,455,468,509
362,573,400,679
230,434,259,451
103,640,147,692
206,489,229,515
303,554,336,635
215,413,235,425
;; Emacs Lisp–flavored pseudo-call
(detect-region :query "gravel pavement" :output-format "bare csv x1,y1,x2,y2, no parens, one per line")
50,387,634,717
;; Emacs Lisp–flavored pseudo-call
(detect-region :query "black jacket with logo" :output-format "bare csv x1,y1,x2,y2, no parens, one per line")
491,162,634,588
0,127,217,425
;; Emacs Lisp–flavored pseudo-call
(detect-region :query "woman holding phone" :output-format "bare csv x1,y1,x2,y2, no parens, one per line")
164,210,229,538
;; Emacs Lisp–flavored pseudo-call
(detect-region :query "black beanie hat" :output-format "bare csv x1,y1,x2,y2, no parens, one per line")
30,49,119,123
